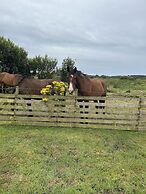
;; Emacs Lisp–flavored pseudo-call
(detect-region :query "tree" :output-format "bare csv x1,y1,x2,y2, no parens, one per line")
0,36,29,75
60,57,75,82
28,55,58,79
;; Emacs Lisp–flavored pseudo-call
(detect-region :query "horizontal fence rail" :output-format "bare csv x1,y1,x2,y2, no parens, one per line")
0,94,146,130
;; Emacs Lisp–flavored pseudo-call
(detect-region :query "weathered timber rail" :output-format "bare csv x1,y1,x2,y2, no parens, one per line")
0,93,146,130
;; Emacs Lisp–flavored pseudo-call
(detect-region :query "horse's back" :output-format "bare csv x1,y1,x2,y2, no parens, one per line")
91,78,107,96
19,78,53,94
0,72,9,81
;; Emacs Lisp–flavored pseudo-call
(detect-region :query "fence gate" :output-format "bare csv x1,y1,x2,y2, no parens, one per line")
0,94,146,130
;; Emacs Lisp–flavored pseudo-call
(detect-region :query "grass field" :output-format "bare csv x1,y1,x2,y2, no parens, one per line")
106,77,146,96
0,125,146,194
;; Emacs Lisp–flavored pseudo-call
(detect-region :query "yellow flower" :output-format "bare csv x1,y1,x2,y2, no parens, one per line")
40,89,46,94
46,85,52,89
60,86,65,92
60,82,66,87
42,97,48,102
41,81,67,97
52,81,58,85
45,88,50,93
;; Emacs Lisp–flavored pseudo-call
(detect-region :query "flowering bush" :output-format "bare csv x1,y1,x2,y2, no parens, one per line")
40,81,68,101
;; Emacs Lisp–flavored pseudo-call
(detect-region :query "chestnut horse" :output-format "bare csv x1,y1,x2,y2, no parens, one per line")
67,67,107,114
67,67,107,97
0,72,53,95
0,72,23,86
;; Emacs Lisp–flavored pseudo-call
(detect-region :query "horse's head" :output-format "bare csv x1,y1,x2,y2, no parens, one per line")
67,66,78,94
67,66,91,95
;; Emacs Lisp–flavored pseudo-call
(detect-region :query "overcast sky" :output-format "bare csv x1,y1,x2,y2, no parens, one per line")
0,0,146,75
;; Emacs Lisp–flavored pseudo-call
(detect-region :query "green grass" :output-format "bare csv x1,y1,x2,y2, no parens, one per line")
0,125,146,194
106,77,146,96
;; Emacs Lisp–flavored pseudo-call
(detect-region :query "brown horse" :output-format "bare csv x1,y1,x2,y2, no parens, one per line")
18,78,53,95
0,72,53,95
0,72,23,86
67,67,107,97
67,67,106,117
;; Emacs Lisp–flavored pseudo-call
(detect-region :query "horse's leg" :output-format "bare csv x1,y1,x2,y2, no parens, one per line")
78,99,89,124
99,99,105,114
0,85,2,93
3,85,7,93
27,99,33,117
94,100,99,114
95,99,105,114
77,99,84,124
1,84,4,93
82,99,89,124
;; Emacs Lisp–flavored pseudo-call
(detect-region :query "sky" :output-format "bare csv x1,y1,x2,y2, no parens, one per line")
0,0,146,75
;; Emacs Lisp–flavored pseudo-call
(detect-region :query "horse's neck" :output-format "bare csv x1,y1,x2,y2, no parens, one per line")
76,75,90,94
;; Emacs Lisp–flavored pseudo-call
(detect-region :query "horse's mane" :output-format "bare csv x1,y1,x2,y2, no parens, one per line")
76,70,90,80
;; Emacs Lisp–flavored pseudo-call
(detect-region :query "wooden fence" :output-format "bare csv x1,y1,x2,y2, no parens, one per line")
0,93,146,130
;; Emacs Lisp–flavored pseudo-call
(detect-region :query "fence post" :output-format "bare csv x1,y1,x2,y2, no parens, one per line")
15,86,19,95
135,97,142,131
13,87,19,122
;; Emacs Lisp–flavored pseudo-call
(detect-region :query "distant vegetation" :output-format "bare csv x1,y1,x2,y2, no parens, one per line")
105,76,146,96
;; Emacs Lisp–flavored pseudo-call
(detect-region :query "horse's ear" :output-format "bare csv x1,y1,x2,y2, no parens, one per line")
74,67,77,73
